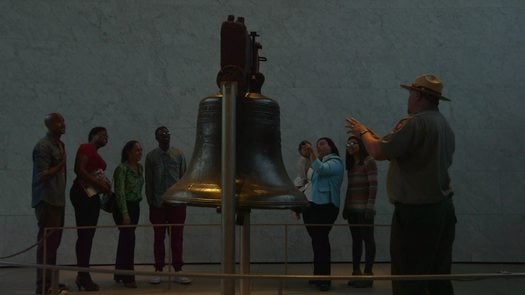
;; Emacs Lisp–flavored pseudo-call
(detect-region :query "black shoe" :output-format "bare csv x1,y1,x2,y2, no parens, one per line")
123,281,138,288
319,282,331,291
114,275,124,283
357,272,373,288
350,279,373,288
347,270,362,286
75,274,100,291
356,280,373,288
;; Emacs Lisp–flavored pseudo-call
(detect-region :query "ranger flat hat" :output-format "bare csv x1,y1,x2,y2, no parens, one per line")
401,74,450,101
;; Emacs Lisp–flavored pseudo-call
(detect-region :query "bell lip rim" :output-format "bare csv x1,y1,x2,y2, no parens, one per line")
163,201,309,210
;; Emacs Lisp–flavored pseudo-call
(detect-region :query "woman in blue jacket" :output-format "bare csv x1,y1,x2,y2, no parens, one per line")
302,137,344,291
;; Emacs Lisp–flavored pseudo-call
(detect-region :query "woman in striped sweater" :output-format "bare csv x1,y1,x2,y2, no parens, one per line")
343,135,378,288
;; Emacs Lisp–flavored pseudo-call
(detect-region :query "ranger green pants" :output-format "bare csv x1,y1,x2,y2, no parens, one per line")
390,197,457,295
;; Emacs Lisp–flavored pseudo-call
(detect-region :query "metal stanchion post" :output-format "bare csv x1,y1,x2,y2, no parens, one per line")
279,224,289,294
42,228,47,295
240,210,251,295
42,227,59,294
221,81,237,295
51,269,59,294
168,224,173,289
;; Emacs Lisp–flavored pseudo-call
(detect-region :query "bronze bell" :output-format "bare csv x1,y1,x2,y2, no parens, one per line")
163,90,307,209
162,15,307,210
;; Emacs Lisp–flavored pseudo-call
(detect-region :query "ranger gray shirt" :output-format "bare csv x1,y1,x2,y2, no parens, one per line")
380,110,455,204
145,147,187,208
31,133,66,207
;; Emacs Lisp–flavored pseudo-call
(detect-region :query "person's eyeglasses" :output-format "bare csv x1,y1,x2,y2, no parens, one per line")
346,142,358,147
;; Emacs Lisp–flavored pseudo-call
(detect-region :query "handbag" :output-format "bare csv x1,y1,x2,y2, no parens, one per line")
83,169,111,198
100,192,116,213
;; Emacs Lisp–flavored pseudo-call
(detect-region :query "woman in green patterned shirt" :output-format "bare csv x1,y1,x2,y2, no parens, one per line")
112,140,144,288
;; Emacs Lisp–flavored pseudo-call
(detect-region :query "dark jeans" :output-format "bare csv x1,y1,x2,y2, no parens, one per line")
70,182,100,277
390,198,457,295
149,205,187,271
302,202,339,284
113,201,140,283
347,212,376,273
35,202,65,289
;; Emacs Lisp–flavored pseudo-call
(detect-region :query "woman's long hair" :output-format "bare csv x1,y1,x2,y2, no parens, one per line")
317,137,339,157
345,135,369,170
121,140,139,163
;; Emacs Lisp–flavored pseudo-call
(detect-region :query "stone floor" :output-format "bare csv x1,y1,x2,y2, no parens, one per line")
1,263,524,294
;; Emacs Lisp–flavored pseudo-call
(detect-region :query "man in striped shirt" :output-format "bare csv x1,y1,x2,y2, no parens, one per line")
342,135,377,288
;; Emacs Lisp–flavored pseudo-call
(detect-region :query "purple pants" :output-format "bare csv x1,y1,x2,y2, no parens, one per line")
149,205,187,271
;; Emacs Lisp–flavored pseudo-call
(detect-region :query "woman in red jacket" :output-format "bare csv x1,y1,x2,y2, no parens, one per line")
70,127,112,291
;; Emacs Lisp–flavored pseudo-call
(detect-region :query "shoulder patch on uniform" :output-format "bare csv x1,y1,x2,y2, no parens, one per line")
391,116,413,133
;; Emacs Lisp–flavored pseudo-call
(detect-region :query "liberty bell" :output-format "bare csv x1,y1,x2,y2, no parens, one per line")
163,15,307,209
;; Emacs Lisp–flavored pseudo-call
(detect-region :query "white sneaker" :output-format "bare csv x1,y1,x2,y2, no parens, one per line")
173,271,192,284
149,271,162,284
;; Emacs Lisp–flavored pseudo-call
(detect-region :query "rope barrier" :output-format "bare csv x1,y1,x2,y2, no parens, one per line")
0,229,61,260
0,242,39,260
0,222,376,260
1,260,524,282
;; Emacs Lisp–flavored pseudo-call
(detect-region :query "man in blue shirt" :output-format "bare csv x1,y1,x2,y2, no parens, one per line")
145,126,191,285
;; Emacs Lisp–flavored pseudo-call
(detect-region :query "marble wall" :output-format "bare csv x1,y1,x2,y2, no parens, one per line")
1,0,524,266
